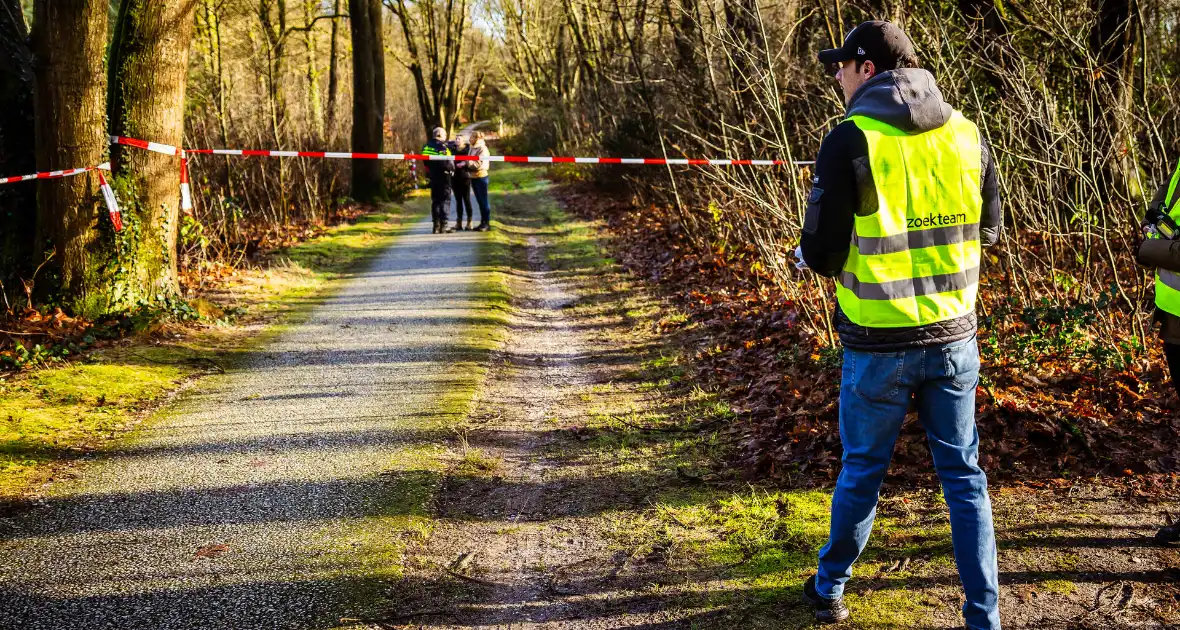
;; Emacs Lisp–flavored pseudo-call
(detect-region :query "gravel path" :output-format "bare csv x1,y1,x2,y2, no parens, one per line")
0,214,489,630
386,227,713,628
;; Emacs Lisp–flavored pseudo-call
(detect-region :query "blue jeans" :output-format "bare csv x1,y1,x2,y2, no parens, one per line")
472,176,490,225
816,337,1000,630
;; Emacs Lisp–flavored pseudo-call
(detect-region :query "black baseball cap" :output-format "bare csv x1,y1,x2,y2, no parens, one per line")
818,21,916,74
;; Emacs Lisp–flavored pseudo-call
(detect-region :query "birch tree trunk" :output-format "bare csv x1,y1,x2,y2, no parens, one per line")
304,0,325,142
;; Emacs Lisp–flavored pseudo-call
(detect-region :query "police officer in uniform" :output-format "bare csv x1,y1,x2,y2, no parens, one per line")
422,127,456,234
797,21,1004,629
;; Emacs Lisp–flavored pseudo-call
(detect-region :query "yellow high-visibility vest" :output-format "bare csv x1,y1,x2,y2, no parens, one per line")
836,112,984,328
1154,160,1180,316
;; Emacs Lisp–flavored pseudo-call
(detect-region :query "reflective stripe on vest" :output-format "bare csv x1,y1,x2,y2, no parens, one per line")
1155,160,1180,317
837,112,984,328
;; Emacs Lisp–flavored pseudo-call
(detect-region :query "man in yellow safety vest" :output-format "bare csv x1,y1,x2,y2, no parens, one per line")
796,21,1004,629
1135,159,1180,546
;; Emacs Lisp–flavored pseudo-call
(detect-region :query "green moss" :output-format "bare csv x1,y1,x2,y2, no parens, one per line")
1057,552,1081,572
315,444,450,606
280,210,411,277
1039,579,1077,595
844,588,930,628
0,357,185,496
487,165,550,194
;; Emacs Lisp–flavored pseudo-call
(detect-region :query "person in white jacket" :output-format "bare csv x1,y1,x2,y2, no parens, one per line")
470,132,492,231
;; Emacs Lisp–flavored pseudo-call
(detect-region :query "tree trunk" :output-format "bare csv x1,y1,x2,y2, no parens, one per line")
722,0,762,118
1089,0,1141,199
326,0,341,142
0,0,35,307
304,0,324,142
259,0,288,145
467,70,483,123
201,0,234,194
349,0,384,201
958,0,1010,93
107,0,198,305
30,0,108,315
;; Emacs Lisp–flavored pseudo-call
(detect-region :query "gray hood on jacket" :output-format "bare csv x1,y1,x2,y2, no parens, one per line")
845,68,952,133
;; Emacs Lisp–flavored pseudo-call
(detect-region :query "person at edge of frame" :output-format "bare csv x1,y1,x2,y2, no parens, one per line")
1135,158,1180,547
470,131,492,232
794,20,1004,630
422,127,455,234
449,134,476,231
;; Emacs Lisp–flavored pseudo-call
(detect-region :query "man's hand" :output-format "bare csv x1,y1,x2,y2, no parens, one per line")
793,245,810,271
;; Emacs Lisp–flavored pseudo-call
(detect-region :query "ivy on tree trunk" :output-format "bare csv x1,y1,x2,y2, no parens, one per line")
107,0,198,307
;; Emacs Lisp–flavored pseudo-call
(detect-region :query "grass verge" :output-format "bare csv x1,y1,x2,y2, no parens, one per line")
0,205,416,502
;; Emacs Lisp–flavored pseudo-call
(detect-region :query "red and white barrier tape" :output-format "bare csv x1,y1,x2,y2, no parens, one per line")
2,134,811,232
0,162,111,185
190,150,810,166
0,161,122,231
179,152,192,213
97,170,123,231
109,137,191,215
110,136,183,157
110,135,814,167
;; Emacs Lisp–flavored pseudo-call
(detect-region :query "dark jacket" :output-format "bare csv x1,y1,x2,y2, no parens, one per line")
448,141,473,181
800,68,1003,351
1138,182,1180,344
422,138,455,184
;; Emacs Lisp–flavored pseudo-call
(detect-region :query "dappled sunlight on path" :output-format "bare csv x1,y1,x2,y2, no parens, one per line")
0,212,497,629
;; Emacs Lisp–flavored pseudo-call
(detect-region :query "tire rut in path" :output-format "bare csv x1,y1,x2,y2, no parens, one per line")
388,235,704,629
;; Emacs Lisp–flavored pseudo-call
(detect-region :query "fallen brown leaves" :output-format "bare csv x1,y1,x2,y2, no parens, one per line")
0,307,91,343
193,543,229,559
0,308,97,369
553,182,1180,495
